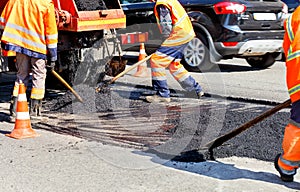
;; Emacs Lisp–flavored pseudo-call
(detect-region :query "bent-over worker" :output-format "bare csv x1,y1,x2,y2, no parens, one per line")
0,0,58,117
145,0,204,103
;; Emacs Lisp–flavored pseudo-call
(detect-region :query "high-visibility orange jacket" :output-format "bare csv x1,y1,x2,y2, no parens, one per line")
0,0,58,61
1,49,15,56
283,6,300,102
153,0,195,47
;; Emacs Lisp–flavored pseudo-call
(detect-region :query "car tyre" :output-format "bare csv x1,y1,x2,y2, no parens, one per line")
245,53,278,69
183,32,212,72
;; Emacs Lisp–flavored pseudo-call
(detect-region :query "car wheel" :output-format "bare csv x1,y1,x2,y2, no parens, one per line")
245,53,277,69
183,32,211,72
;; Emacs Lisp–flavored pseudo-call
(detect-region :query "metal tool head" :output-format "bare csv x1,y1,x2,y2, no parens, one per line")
95,79,113,93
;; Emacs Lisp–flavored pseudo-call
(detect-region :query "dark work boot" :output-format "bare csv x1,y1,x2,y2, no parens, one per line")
9,96,18,117
30,99,42,116
274,154,295,182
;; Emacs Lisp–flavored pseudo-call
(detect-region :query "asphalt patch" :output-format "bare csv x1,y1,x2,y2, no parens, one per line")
41,84,289,163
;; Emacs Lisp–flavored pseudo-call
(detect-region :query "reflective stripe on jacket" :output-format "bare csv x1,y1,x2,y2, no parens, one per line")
0,0,58,61
1,49,15,56
151,45,189,82
154,0,195,47
283,7,300,102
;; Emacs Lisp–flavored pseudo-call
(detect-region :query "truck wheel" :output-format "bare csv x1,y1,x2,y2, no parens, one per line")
182,32,211,72
245,53,278,69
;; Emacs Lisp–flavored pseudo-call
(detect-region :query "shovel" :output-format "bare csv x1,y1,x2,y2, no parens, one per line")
96,53,153,92
198,99,291,156
51,69,84,103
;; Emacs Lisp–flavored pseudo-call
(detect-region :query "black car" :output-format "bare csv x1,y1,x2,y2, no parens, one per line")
281,0,299,12
120,0,287,71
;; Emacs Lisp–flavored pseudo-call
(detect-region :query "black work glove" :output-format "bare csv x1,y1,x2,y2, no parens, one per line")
46,61,56,71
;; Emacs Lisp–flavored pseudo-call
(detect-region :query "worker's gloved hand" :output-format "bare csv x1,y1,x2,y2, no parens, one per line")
46,61,56,71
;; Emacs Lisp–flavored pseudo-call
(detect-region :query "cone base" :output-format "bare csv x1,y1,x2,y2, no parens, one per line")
8,82,39,139
133,66,150,78
133,72,150,77
6,128,39,139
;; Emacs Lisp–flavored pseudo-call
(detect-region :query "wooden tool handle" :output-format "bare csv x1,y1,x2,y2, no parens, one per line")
51,70,84,103
200,99,291,150
109,53,153,84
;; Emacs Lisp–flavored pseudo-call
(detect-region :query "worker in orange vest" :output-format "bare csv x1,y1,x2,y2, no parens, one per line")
274,6,300,182
145,0,204,103
0,0,58,118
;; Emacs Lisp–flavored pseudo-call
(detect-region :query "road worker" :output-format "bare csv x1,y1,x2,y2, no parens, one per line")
0,0,58,118
145,0,204,103
274,6,300,182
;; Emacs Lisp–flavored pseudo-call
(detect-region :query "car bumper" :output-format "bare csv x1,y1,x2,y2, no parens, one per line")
215,39,283,57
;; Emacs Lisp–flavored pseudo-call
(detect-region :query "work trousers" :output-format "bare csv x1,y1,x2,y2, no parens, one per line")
278,100,300,175
150,43,202,98
12,53,47,100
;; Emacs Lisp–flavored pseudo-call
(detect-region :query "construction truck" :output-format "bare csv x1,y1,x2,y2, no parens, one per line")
0,0,128,86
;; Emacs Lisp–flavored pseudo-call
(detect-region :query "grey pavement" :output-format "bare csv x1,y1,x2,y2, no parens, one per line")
0,114,299,192
0,60,299,192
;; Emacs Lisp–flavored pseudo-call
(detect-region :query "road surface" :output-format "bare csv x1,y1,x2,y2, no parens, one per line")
0,59,299,192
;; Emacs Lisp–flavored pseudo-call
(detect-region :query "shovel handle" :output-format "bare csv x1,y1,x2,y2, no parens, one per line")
51,70,84,103
95,53,153,93
109,53,153,84
200,99,291,150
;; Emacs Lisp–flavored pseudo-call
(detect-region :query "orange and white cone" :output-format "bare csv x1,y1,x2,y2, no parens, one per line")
133,43,149,77
6,82,39,139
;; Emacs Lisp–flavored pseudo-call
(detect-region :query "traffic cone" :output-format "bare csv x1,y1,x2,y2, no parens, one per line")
6,82,39,139
133,43,150,77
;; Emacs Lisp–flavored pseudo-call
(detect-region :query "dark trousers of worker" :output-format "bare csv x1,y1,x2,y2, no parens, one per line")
150,43,202,98
12,53,47,100
278,100,300,176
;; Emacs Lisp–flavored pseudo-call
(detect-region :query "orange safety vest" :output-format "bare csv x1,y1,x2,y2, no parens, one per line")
283,6,300,102
154,0,195,47
0,0,58,61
